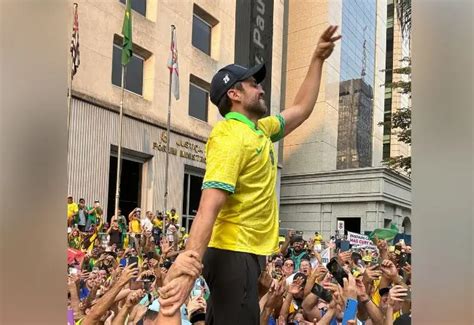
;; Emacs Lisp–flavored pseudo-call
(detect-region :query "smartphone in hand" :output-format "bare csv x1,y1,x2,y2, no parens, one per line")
311,282,333,302
326,258,348,287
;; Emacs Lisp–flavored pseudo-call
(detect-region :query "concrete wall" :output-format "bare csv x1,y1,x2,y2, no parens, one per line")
280,167,411,239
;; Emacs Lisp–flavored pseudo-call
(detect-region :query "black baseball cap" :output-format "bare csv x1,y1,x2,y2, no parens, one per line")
210,63,266,108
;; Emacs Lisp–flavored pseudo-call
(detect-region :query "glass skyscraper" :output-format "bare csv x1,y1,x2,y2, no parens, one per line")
336,0,377,169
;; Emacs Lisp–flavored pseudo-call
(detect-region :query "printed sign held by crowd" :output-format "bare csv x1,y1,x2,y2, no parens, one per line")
347,231,373,246
320,247,331,266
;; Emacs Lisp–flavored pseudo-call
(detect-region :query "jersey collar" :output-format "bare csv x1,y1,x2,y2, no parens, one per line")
225,112,263,135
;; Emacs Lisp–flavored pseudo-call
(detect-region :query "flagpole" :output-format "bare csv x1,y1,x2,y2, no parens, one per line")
114,65,126,222
67,3,77,172
163,25,175,236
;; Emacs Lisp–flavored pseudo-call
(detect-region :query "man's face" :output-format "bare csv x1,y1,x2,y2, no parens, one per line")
79,199,85,207
293,240,304,252
238,78,267,118
300,260,311,275
282,260,294,276
67,197,73,204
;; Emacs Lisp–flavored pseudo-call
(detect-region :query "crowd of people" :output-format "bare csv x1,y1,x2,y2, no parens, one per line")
67,196,411,325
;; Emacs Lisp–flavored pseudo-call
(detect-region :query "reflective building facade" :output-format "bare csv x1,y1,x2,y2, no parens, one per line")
337,0,377,169
281,0,412,240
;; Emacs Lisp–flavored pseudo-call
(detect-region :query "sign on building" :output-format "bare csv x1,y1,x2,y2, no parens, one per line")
234,0,274,115
337,220,345,234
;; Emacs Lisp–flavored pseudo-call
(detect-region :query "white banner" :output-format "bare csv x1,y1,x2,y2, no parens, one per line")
320,248,331,266
347,231,373,246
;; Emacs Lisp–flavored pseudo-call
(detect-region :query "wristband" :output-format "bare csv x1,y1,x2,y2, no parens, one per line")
190,312,206,324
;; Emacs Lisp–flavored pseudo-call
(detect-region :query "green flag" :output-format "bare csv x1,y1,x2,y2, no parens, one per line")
121,0,132,66
369,223,399,242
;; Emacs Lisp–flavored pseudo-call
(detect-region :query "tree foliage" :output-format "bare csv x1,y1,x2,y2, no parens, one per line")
382,0,412,176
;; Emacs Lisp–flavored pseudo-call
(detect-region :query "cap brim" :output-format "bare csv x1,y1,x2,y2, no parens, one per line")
239,63,266,84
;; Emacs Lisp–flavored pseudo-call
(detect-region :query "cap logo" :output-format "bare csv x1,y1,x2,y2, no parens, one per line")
223,74,230,84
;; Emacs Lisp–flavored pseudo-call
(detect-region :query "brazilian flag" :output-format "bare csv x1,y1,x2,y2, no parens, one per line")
121,0,132,66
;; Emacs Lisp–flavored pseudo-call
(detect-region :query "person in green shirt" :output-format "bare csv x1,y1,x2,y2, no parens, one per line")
85,200,101,231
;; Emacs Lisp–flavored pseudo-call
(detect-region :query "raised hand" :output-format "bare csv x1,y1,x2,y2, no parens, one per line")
380,259,398,281
388,285,408,307
158,275,195,316
164,250,202,284
186,295,207,319
313,266,328,282
363,265,382,282
125,289,145,307
289,277,305,295
342,273,357,300
313,25,342,61
265,278,286,309
258,268,274,296
160,238,171,256
67,274,80,287
338,251,352,265
117,263,139,287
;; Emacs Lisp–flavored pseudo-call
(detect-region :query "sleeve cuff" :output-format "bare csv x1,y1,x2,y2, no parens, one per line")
270,114,286,143
202,181,235,194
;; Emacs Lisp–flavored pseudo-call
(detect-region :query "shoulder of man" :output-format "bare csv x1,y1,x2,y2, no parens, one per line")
258,114,285,142
209,119,246,139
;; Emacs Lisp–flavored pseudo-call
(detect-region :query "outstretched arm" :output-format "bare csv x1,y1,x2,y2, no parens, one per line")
280,25,341,137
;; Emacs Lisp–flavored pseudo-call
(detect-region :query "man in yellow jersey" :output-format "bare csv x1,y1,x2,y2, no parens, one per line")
158,26,341,324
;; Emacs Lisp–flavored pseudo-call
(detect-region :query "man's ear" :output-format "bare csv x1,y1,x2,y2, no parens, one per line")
227,88,241,102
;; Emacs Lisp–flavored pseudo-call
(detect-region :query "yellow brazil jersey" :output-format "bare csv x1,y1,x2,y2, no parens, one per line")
166,211,180,221
202,112,285,256
67,202,78,219
371,278,401,321
152,218,163,228
314,234,323,244
130,219,141,233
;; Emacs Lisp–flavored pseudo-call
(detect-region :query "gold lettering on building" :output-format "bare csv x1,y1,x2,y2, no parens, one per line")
153,132,206,163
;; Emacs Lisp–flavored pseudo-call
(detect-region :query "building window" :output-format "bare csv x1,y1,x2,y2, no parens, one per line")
192,15,211,54
189,76,210,122
192,5,218,55
119,0,146,17
182,167,204,232
112,44,144,96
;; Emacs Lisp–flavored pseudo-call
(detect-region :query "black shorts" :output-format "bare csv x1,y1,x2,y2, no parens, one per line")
203,248,261,325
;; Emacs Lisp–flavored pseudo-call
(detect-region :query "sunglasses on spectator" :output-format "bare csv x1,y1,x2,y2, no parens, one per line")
284,262,294,266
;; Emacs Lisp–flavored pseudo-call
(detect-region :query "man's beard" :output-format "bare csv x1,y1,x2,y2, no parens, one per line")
246,98,267,118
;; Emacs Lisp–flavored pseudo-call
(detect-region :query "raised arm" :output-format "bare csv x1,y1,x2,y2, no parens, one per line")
82,264,139,325
280,229,293,256
280,25,341,137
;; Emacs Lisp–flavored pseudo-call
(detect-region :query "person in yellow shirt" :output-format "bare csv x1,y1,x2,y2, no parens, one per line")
166,208,179,223
128,208,142,249
158,26,341,324
67,195,79,227
313,231,323,253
